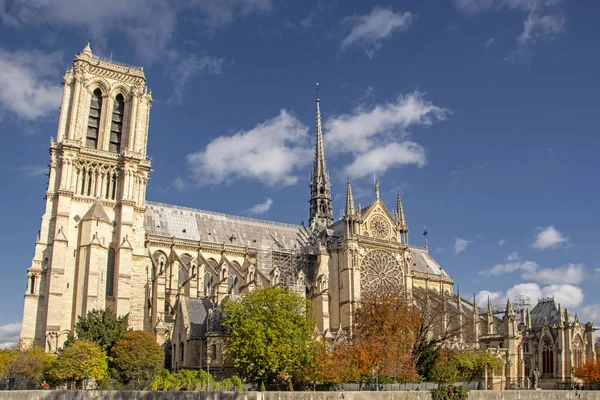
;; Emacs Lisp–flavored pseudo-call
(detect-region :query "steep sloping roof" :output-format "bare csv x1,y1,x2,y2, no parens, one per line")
409,246,449,277
530,298,560,326
145,201,309,248
185,298,214,339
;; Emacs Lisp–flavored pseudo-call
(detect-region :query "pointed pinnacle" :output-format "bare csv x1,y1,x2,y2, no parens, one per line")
345,176,355,216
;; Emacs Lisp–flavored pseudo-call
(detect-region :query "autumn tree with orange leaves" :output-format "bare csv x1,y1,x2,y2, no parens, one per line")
350,292,421,385
574,359,600,383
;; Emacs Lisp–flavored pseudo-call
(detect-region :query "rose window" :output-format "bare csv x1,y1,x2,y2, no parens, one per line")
360,250,404,297
370,215,390,239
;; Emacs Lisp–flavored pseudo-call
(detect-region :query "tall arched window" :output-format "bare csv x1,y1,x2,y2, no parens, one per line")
106,247,116,297
542,337,554,375
110,94,124,153
205,259,218,297
87,89,103,149
573,336,584,368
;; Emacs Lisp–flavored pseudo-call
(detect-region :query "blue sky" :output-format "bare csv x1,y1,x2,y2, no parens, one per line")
1,0,599,346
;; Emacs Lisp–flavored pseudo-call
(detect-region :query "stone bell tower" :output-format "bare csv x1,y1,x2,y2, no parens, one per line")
20,44,153,351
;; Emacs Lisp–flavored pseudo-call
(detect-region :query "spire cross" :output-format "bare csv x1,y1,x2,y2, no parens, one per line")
316,82,319,100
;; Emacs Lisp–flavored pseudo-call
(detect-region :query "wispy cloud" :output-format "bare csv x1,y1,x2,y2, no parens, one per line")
247,198,273,215
186,110,312,186
498,239,506,246
0,0,272,62
0,48,63,120
454,238,472,254
341,7,414,58
453,0,565,62
166,51,225,104
532,225,569,250
13,165,48,177
484,37,494,49
0,322,21,349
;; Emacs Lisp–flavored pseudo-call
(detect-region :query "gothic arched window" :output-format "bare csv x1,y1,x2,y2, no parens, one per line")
228,262,240,295
110,94,124,153
87,89,102,149
573,336,584,368
542,336,554,374
106,247,116,297
205,259,218,297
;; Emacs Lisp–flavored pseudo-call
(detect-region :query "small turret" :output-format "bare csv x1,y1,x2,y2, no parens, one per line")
345,176,355,217
397,189,409,244
487,296,495,334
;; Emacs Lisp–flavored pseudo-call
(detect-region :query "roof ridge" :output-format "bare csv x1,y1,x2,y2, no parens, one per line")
146,201,307,231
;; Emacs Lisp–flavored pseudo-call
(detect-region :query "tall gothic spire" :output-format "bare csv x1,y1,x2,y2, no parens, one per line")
309,84,333,229
345,176,355,216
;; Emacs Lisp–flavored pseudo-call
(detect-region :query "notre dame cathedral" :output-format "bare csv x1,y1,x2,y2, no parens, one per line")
20,45,595,389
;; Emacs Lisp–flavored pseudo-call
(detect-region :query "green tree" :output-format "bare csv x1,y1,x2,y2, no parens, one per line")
110,330,163,385
430,351,459,386
48,340,108,388
455,351,501,384
222,287,317,389
0,348,15,376
68,309,129,352
6,346,55,385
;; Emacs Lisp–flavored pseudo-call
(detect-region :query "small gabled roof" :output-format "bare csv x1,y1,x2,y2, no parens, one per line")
82,200,110,223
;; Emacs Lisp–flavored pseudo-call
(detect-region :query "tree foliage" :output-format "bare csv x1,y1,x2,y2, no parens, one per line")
5,346,54,384
0,348,15,376
351,292,421,383
575,359,600,382
430,350,501,386
48,340,108,387
222,287,317,387
69,309,129,352
110,330,163,384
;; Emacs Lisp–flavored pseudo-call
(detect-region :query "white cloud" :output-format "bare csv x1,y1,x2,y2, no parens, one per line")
498,239,506,246
341,7,414,57
454,238,472,255
522,263,585,285
476,290,506,307
532,225,569,250
325,92,447,155
517,13,564,46
580,304,600,325
247,198,273,215
324,92,448,177
0,322,21,349
186,110,312,186
13,165,48,177
453,0,564,62
480,259,538,277
344,141,425,178
166,51,225,104
173,176,187,192
0,0,271,62
0,48,63,120
484,37,494,49
478,282,584,310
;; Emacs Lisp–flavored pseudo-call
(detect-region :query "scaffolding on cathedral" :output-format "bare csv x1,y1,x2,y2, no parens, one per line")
256,238,310,297
491,295,532,315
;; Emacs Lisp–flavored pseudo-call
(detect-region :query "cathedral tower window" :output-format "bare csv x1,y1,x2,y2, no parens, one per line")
110,94,124,153
106,247,116,297
87,89,103,149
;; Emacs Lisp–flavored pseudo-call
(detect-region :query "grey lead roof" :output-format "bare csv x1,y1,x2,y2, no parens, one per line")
185,298,213,339
530,298,561,326
145,201,309,249
409,246,449,277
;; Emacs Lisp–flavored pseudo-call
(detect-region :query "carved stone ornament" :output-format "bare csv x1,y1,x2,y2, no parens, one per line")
369,215,390,239
360,250,404,297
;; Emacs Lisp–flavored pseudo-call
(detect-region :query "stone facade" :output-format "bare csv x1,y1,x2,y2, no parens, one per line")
20,46,595,388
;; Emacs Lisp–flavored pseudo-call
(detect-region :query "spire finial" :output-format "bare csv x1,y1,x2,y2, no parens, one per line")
375,180,380,199
309,85,332,228
423,226,428,250
316,82,319,101
81,42,93,56
397,189,406,226
345,176,355,216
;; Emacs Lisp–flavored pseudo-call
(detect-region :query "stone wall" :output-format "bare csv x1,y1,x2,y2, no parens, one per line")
1,391,600,400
